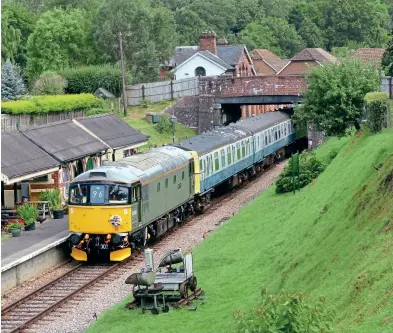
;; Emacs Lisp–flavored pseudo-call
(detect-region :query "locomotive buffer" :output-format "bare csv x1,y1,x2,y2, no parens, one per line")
125,248,201,314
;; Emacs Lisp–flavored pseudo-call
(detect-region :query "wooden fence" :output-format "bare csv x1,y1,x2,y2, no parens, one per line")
126,77,199,106
381,76,393,99
1,110,86,131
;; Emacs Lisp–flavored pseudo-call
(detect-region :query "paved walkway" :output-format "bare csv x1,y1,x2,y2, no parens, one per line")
1,216,69,269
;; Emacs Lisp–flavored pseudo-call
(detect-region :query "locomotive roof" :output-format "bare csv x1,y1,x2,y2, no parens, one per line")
172,126,252,155
72,146,192,184
230,111,291,133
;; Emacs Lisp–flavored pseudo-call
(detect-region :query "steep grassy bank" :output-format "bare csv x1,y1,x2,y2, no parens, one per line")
86,129,393,333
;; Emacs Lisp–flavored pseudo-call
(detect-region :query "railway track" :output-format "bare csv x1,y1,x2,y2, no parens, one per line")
1,161,284,332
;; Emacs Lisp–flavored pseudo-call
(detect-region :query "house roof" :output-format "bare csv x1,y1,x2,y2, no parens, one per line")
291,48,336,63
1,131,60,181
250,49,288,72
76,114,149,149
352,48,385,65
172,45,247,68
22,120,107,163
199,51,234,69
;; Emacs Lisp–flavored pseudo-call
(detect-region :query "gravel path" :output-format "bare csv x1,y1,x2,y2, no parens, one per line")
11,162,286,333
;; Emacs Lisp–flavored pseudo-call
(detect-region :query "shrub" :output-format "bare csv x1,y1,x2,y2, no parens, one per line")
1,93,100,114
155,114,172,134
32,71,68,95
365,92,388,134
17,203,38,225
1,60,26,101
276,151,326,194
85,108,107,116
39,189,62,211
59,65,127,96
233,287,335,333
6,221,24,231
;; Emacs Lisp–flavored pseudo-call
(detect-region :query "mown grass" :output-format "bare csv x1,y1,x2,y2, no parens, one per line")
86,129,393,333
106,100,196,151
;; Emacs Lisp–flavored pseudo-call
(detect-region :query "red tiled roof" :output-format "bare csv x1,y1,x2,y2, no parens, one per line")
352,48,386,65
250,49,288,72
291,48,336,63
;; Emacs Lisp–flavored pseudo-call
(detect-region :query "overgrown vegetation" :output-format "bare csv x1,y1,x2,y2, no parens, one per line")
32,71,67,95
59,65,125,96
1,93,100,114
86,130,393,333
294,59,380,137
275,151,330,194
155,114,172,134
365,92,389,133
234,287,335,333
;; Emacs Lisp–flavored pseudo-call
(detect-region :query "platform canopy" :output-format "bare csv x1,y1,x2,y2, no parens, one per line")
75,114,149,150
1,131,60,185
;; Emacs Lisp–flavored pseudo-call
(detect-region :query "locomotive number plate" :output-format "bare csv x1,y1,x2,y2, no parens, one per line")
100,244,108,250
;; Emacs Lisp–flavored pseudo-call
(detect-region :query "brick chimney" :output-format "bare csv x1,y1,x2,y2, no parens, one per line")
200,31,217,55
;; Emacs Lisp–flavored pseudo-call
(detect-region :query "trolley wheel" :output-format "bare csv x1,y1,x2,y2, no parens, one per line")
189,276,197,292
162,305,169,313
179,282,187,298
151,307,159,315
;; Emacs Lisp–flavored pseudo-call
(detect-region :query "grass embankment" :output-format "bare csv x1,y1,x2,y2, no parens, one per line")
109,100,196,151
86,129,393,333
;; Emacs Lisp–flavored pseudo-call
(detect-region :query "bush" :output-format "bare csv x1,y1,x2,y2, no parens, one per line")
276,151,326,194
59,65,127,97
17,203,38,225
365,92,388,134
32,71,68,95
155,114,172,134
233,287,335,333
39,189,62,210
1,93,101,114
85,108,107,116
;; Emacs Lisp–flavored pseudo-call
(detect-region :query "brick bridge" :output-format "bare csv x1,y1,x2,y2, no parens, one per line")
171,75,307,133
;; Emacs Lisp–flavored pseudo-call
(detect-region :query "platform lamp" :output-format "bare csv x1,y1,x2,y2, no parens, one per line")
170,114,177,143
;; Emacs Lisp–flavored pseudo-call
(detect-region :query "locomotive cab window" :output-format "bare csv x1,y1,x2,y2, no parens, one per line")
109,184,129,204
131,185,140,203
70,184,88,204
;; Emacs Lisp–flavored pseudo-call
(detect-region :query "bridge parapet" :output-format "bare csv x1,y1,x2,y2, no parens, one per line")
199,75,307,97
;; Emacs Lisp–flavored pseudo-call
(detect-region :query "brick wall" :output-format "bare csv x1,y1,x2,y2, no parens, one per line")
165,96,199,128
236,49,253,77
199,75,306,97
198,95,216,133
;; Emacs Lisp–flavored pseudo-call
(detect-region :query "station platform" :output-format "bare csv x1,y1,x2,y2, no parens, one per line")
1,216,69,270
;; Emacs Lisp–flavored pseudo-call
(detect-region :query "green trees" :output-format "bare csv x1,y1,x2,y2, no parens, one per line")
295,59,380,137
382,29,393,76
1,60,26,101
26,8,95,81
93,0,176,83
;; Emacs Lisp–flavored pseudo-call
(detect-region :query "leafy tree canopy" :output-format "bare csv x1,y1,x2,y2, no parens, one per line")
26,8,95,81
382,29,393,76
295,59,380,137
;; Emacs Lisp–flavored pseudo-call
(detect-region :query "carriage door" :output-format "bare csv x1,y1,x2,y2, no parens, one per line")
131,184,142,228
189,160,195,195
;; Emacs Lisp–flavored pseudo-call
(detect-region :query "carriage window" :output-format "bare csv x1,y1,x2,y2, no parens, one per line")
90,185,106,204
232,146,236,162
214,152,219,171
109,185,129,204
70,184,88,204
157,182,160,192
173,175,177,184
200,160,203,171
242,141,246,158
227,147,231,165
182,171,185,180
165,179,168,188
204,160,207,175
221,149,226,168
237,143,241,160
265,134,268,146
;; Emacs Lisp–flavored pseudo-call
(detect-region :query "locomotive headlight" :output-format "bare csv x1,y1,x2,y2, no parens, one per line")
69,233,82,245
111,233,121,245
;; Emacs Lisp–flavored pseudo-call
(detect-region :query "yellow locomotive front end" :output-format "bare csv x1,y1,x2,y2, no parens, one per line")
68,181,134,262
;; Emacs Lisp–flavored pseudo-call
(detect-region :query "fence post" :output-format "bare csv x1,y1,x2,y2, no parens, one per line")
142,85,146,101
390,77,392,99
170,80,174,100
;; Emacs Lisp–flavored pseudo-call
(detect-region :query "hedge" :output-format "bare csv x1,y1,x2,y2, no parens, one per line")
365,92,388,133
1,94,101,114
59,65,126,96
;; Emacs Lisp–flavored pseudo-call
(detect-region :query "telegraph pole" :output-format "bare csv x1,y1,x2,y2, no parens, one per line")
119,32,127,117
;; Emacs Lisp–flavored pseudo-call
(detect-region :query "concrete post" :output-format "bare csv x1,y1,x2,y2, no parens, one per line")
241,105,247,120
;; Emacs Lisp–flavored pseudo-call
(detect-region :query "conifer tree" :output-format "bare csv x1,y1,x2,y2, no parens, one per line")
1,59,26,101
